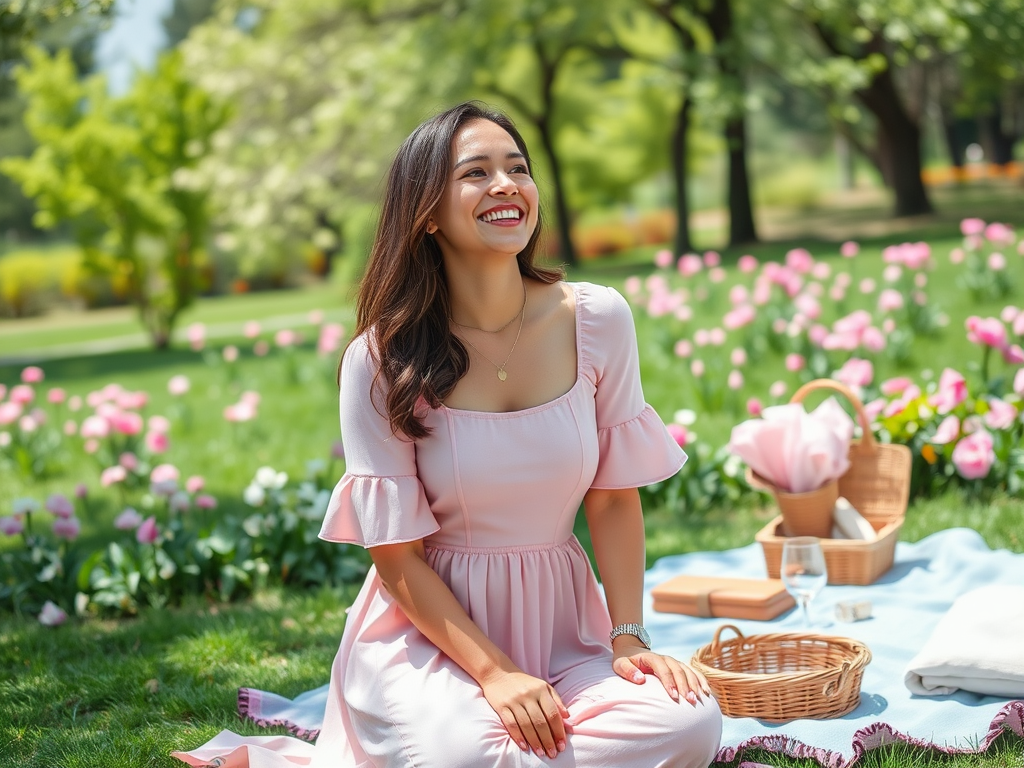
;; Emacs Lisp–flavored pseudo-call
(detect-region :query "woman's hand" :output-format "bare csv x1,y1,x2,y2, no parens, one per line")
480,669,570,759
612,641,712,705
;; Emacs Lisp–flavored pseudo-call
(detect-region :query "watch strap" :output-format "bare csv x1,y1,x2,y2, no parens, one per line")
609,622,651,649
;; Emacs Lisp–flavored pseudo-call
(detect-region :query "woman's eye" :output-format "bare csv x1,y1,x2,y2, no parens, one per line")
463,168,486,178
510,165,529,174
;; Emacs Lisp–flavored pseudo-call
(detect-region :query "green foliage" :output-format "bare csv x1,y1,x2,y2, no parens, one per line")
0,47,227,348
0,245,123,316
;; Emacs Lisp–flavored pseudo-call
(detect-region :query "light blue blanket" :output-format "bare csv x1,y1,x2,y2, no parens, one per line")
644,526,1024,760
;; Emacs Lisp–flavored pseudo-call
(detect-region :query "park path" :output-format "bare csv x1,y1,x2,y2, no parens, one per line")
0,308,349,366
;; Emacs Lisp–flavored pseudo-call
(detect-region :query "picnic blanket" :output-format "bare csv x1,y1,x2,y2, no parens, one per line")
644,526,1024,766
225,527,1024,767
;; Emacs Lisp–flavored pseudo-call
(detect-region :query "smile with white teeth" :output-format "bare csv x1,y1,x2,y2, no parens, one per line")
479,208,522,223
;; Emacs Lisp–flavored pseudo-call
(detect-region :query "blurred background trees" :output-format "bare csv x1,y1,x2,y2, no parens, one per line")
0,0,1021,340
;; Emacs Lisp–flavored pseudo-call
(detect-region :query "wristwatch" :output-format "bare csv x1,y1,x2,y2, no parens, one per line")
609,623,651,649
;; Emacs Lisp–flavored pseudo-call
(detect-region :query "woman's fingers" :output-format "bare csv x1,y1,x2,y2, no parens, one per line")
499,706,530,753
517,701,563,759
612,654,646,684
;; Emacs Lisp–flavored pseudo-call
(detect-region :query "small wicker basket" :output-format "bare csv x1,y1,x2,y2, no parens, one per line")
691,624,872,721
753,379,912,585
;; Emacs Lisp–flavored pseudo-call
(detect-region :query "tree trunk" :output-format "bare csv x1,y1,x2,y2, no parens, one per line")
979,102,1016,166
670,94,693,256
855,62,933,216
535,116,577,266
724,113,757,245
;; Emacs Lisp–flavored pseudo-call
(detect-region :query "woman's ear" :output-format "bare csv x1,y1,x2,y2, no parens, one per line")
426,220,438,235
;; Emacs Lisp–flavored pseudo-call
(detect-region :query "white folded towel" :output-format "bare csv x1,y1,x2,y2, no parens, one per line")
832,497,875,540
904,584,1024,697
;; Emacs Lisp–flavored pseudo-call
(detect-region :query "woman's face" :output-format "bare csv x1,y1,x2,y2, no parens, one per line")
429,119,539,262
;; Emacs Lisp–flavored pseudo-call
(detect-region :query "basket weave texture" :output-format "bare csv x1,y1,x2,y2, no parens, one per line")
691,624,872,722
753,379,912,585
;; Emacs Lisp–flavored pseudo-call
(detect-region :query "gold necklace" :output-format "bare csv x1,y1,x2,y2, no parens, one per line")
455,282,527,382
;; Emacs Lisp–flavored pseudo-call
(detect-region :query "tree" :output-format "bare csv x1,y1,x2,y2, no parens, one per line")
1,47,227,348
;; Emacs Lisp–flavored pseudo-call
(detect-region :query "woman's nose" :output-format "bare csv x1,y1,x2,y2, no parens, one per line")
490,170,518,195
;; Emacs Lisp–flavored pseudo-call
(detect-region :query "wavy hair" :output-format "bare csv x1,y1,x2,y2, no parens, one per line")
349,102,563,439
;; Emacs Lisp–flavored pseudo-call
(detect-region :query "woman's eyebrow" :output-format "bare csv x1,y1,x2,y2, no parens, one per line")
454,151,526,170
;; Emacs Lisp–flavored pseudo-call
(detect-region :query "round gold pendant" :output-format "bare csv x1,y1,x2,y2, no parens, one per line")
497,368,508,381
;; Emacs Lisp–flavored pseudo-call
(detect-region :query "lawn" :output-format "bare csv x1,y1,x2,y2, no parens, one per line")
2,189,1024,766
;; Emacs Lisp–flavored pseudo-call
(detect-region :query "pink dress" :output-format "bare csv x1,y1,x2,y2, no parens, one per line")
174,281,722,768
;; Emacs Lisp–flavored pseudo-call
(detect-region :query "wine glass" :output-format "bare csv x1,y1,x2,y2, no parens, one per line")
781,537,828,628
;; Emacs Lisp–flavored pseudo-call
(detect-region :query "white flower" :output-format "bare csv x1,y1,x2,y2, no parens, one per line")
38,601,68,627
672,409,697,427
12,498,39,516
255,466,278,488
243,484,266,507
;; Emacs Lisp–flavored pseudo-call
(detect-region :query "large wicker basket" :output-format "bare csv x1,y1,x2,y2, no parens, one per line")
754,379,912,585
691,624,872,721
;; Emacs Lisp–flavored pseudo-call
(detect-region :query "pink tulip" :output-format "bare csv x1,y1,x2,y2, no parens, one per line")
47,388,66,405
932,415,961,445
960,218,985,236
985,222,1014,244
19,415,39,433
727,370,744,390
723,304,756,330
74,483,88,499
864,398,887,422
880,377,913,396
929,368,968,414
811,262,831,281
101,465,128,487
984,398,1018,430
151,464,180,484
84,439,99,454
703,250,721,267
45,493,74,519
730,348,748,367
1014,313,1024,337
275,329,297,347
746,398,763,417
1,516,25,536
114,507,143,530
0,402,22,425
1001,306,1020,324
119,452,139,471
136,516,159,544
244,320,261,338
709,267,727,283
738,254,758,273
769,381,787,399
965,316,1007,348
21,366,44,384
785,354,805,372
145,431,169,454
187,322,206,351
859,278,876,294
690,360,705,377
254,340,270,357
1015,368,1024,397
883,265,902,283
167,375,190,396
708,328,726,346
674,339,693,359
186,475,204,494
693,329,709,347
795,293,821,320
1002,344,1024,364
878,289,904,313
196,494,218,510
678,254,702,277
9,384,34,405
836,358,873,388
654,249,673,268
224,401,257,422
666,423,688,448
951,430,995,480
52,516,81,541
111,411,144,436
785,248,813,274
840,241,859,258
950,248,965,264
673,304,693,322
67,395,81,411
148,415,171,434
861,327,886,353
988,252,1006,271
38,601,67,627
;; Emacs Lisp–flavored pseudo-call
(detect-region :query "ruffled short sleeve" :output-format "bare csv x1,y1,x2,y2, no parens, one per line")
581,283,687,489
318,334,440,548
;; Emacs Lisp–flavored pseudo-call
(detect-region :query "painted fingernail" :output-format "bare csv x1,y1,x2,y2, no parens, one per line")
703,685,711,696
548,748,557,759
535,747,544,757
518,741,529,751
633,671,644,683
669,686,679,701
686,691,697,705
557,740,566,752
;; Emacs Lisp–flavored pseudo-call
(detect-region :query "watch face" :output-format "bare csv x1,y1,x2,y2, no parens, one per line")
637,626,652,648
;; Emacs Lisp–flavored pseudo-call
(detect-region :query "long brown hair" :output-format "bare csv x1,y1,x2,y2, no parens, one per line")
349,102,563,439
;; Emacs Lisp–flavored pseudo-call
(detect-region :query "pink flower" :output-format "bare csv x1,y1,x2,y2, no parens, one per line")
148,415,171,434
114,508,143,530
654,249,673,268
19,415,39,433
187,322,206,351
965,316,1006,348
244,320,261,339
308,308,324,325
727,370,744,390
0,402,22,425
769,381,787,399
116,390,148,411
951,430,995,480
864,398,887,422
222,344,240,363
38,601,67,627
79,414,109,439
151,464,180,484
119,452,139,471
988,252,1006,271
883,265,902,283
1015,313,1024,337
331,440,345,460
984,398,1018,431
882,318,896,334
45,493,74,519
840,241,859,258
859,278,876,294
241,391,261,406
169,491,191,513
145,431,169,454
678,254,702,277
878,289,904,313
52,516,81,541
950,248,965,264
960,218,985,236
690,360,705,377
1,516,25,536
21,366,44,384
318,324,346,356
785,354,805,372
47,388,66,404
254,340,270,357
722,304,756,330
693,329,709,347
674,339,693,358
9,384,34,405
861,327,886,353
136,516,159,544
195,494,217,510
224,401,257,422
811,262,831,281
738,254,758,273
746,398,763,417
666,423,688,448
730,348,747,367
84,439,99,454
785,248,813,274
709,267,727,283
708,328,726,346
929,368,967,414
932,415,960,445
808,324,829,347
880,377,913,397
795,293,821,320
985,222,1014,244
623,276,642,297
101,465,128,487
703,250,721,268
1003,344,1024,364
1001,306,1020,324
168,375,191,396
111,411,144,436
1015,368,1024,397
74,483,88,499
183,476,204,495
836,358,873,389
275,329,297,347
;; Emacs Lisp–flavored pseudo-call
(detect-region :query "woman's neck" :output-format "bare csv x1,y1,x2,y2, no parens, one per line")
446,261,526,331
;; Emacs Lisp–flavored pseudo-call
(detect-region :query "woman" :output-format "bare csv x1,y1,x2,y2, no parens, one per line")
176,102,722,768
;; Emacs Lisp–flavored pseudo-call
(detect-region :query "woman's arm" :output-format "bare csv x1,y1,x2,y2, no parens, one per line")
370,541,569,759
582,486,711,705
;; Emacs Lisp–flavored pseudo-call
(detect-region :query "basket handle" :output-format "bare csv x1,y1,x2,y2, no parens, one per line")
822,660,853,698
711,624,745,653
790,379,877,451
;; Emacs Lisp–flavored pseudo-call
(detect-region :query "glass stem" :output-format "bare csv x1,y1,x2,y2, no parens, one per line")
799,595,811,627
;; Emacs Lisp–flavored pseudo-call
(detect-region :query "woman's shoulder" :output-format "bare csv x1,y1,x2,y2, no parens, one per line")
568,280,633,334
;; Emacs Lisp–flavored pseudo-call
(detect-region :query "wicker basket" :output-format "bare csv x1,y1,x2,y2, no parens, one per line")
753,379,912,585
747,469,837,538
691,624,872,722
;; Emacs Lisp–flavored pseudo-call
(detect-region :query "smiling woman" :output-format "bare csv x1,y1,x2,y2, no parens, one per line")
174,102,722,768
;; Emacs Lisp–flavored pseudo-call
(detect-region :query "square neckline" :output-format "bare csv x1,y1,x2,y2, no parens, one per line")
439,281,582,418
